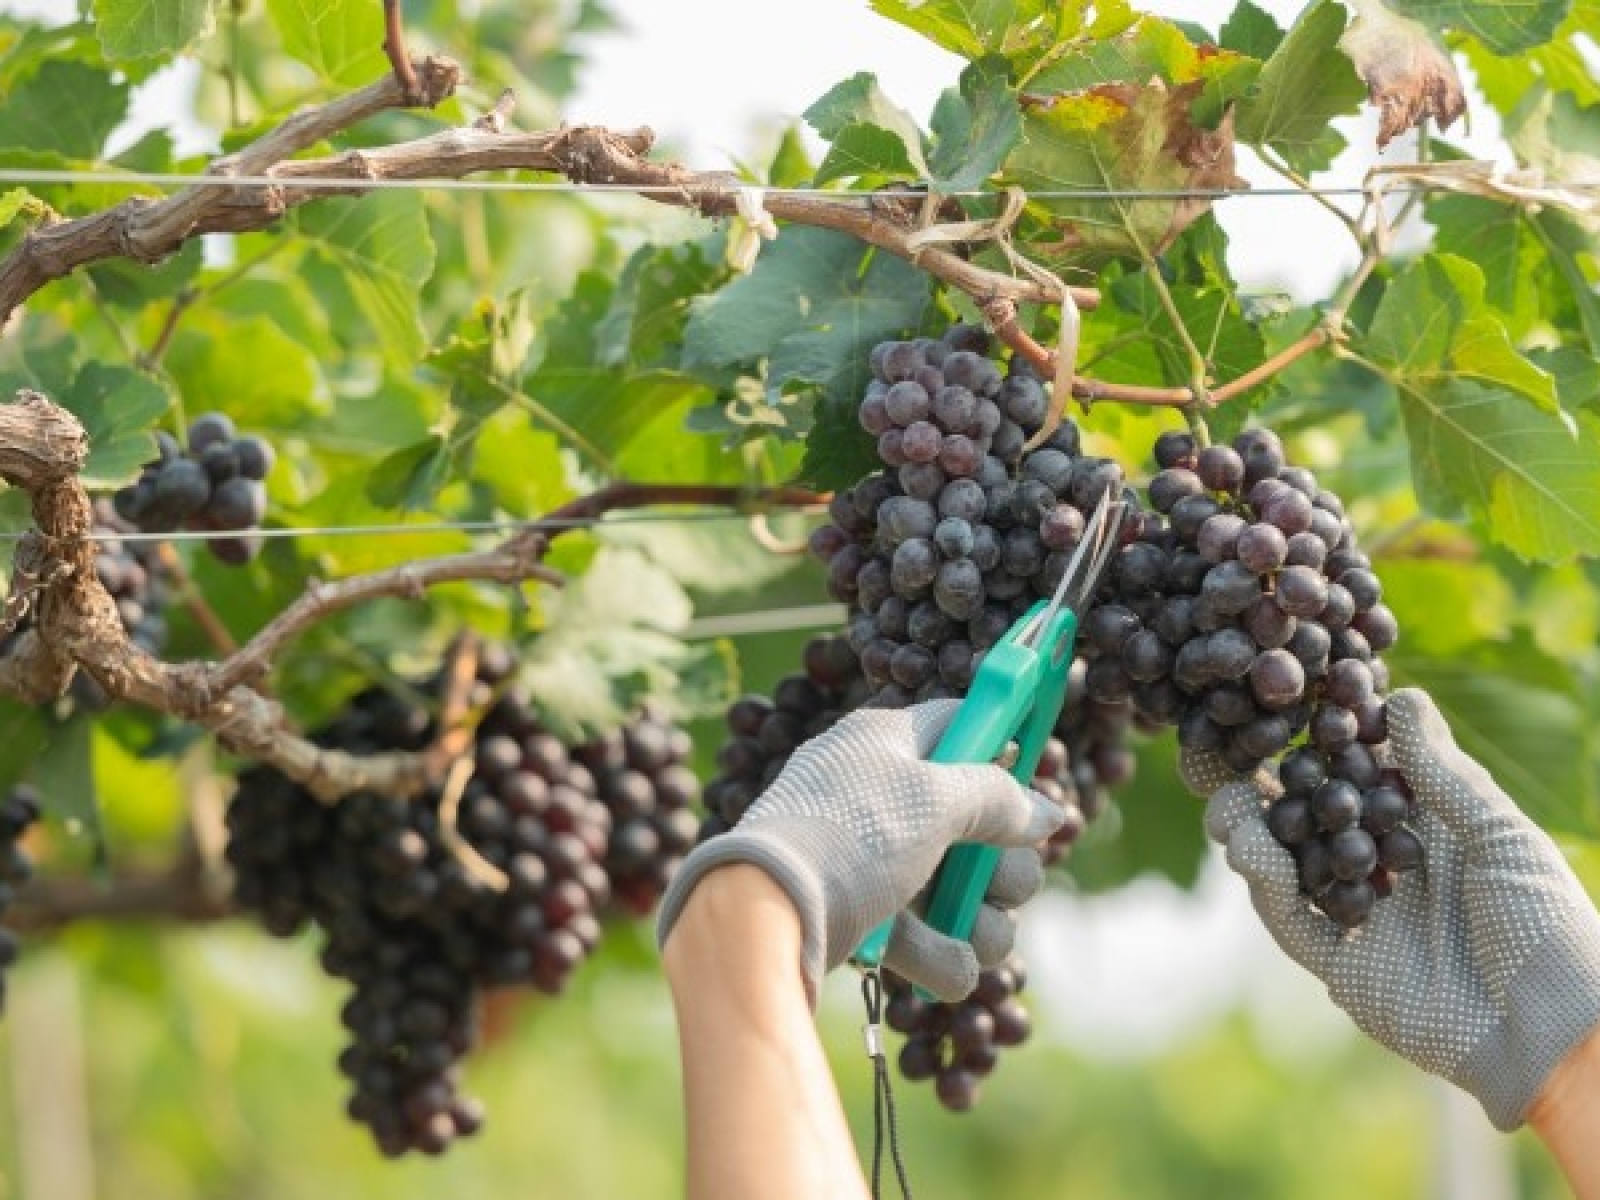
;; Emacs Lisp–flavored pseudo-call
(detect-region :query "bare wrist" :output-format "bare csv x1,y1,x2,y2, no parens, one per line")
1529,1023,1600,1140
662,865,805,991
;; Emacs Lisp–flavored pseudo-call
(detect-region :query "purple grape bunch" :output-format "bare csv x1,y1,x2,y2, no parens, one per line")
113,412,273,565
1098,427,1418,928
227,647,699,1157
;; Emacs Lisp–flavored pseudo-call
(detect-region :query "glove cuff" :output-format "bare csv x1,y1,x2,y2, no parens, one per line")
655,817,883,1008
1460,914,1600,1130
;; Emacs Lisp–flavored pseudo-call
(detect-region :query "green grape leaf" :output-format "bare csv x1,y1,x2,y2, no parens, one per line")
1066,734,1208,893
799,386,892,491
87,239,203,308
0,699,51,799
166,313,322,427
1395,379,1600,562
265,0,388,85
866,0,1056,63
1025,14,1261,127
1385,0,1570,53
1234,0,1366,173
814,123,924,186
366,435,451,511
683,226,931,405
767,125,816,188
29,714,103,865
93,0,214,59
594,239,727,371
1005,79,1247,268
1377,558,1515,656
1528,207,1600,356
927,56,1022,193
296,193,436,366
1530,346,1600,414
1425,193,1541,338
1365,259,1600,561
59,363,172,488
1366,254,1560,412
1219,0,1284,58
1390,638,1597,835
521,546,708,740
0,59,129,159
804,73,928,181
524,368,715,474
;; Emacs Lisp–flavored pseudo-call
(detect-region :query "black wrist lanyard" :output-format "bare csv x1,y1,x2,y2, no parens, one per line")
860,968,913,1200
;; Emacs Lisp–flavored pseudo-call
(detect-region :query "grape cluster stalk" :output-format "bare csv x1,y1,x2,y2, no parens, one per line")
0,786,41,1013
1101,427,1420,927
227,648,699,1156
113,412,273,565
707,323,1148,1108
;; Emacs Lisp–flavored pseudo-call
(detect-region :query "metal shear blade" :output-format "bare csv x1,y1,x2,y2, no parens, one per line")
1015,490,1127,652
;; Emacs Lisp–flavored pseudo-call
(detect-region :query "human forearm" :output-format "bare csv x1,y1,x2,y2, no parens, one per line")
1528,1024,1600,1198
663,865,871,1200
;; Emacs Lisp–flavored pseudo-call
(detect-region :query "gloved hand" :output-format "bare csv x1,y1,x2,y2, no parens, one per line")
1196,687,1600,1130
657,700,1064,1005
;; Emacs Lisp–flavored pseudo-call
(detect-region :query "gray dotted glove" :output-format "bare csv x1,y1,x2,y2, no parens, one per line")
657,701,1064,1004
1198,688,1600,1130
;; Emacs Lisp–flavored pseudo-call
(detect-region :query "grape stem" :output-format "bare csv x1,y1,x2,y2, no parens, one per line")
984,297,1334,409
381,0,423,104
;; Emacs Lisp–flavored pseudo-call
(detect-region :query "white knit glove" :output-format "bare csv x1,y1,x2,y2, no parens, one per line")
1198,688,1600,1129
658,701,1064,1003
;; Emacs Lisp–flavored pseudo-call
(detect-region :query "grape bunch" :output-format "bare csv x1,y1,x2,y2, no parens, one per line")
573,708,704,916
227,648,619,1157
0,785,41,1013
113,413,273,565
707,324,1159,1106
885,956,1030,1112
1095,426,1418,927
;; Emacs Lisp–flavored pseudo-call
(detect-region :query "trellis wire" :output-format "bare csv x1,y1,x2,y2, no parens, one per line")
4,166,1597,200
0,505,828,545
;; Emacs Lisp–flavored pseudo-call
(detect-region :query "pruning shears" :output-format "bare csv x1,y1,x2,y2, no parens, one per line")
852,489,1127,981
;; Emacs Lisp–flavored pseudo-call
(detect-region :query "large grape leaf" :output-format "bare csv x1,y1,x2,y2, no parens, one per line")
1385,0,1570,53
296,193,436,366
59,363,172,488
1234,0,1366,173
593,239,727,371
1024,14,1260,128
93,0,214,59
927,56,1022,193
805,73,929,185
165,314,322,427
1006,80,1247,268
683,226,931,403
866,0,1059,63
1365,256,1600,561
1389,637,1597,836
1218,0,1285,58
265,0,387,85
1366,254,1560,413
0,59,128,159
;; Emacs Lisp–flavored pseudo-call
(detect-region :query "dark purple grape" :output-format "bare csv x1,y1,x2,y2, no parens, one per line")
1266,795,1314,846
1378,827,1424,872
1319,583,1356,631
1311,779,1362,832
938,479,987,523
1274,565,1328,618
1122,630,1173,682
1320,878,1375,928
1236,524,1288,574
1298,839,1336,894
1202,561,1260,615
1084,605,1140,656
1352,605,1398,652
1149,469,1204,514
1278,747,1326,795
1360,785,1408,835
1196,445,1245,493
1328,829,1378,881
1039,505,1085,550
1169,494,1221,542
1325,659,1374,709
1284,531,1327,569
1340,569,1382,611
1249,648,1305,709
1154,430,1198,470
1310,704,1359,752
1243,595,1297,650
1197,513,1247,563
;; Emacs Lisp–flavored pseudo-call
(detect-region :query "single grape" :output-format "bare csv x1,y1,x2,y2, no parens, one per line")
1360,785,1408,835
188,412,236,452
1278,747,1327,795
1328,828,1379,881
1266,795,1315,846
1274,565,1329,619
1378,827,1424,872
1320,878,1376,928
1154,430,1198,471
1352,605,1398,652
1248,648,1305,709
1196,445,1245,494
1149,469,1204,514
1324,659,1374,709
1236,524,1288,574
1197,513,1247,563
1310,704,1359,752
1311,779,1362,832
890,539,939,593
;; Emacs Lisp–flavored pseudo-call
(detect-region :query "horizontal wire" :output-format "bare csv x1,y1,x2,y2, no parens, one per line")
4,166,1597,201
684,603,846,639
0,504,829,545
